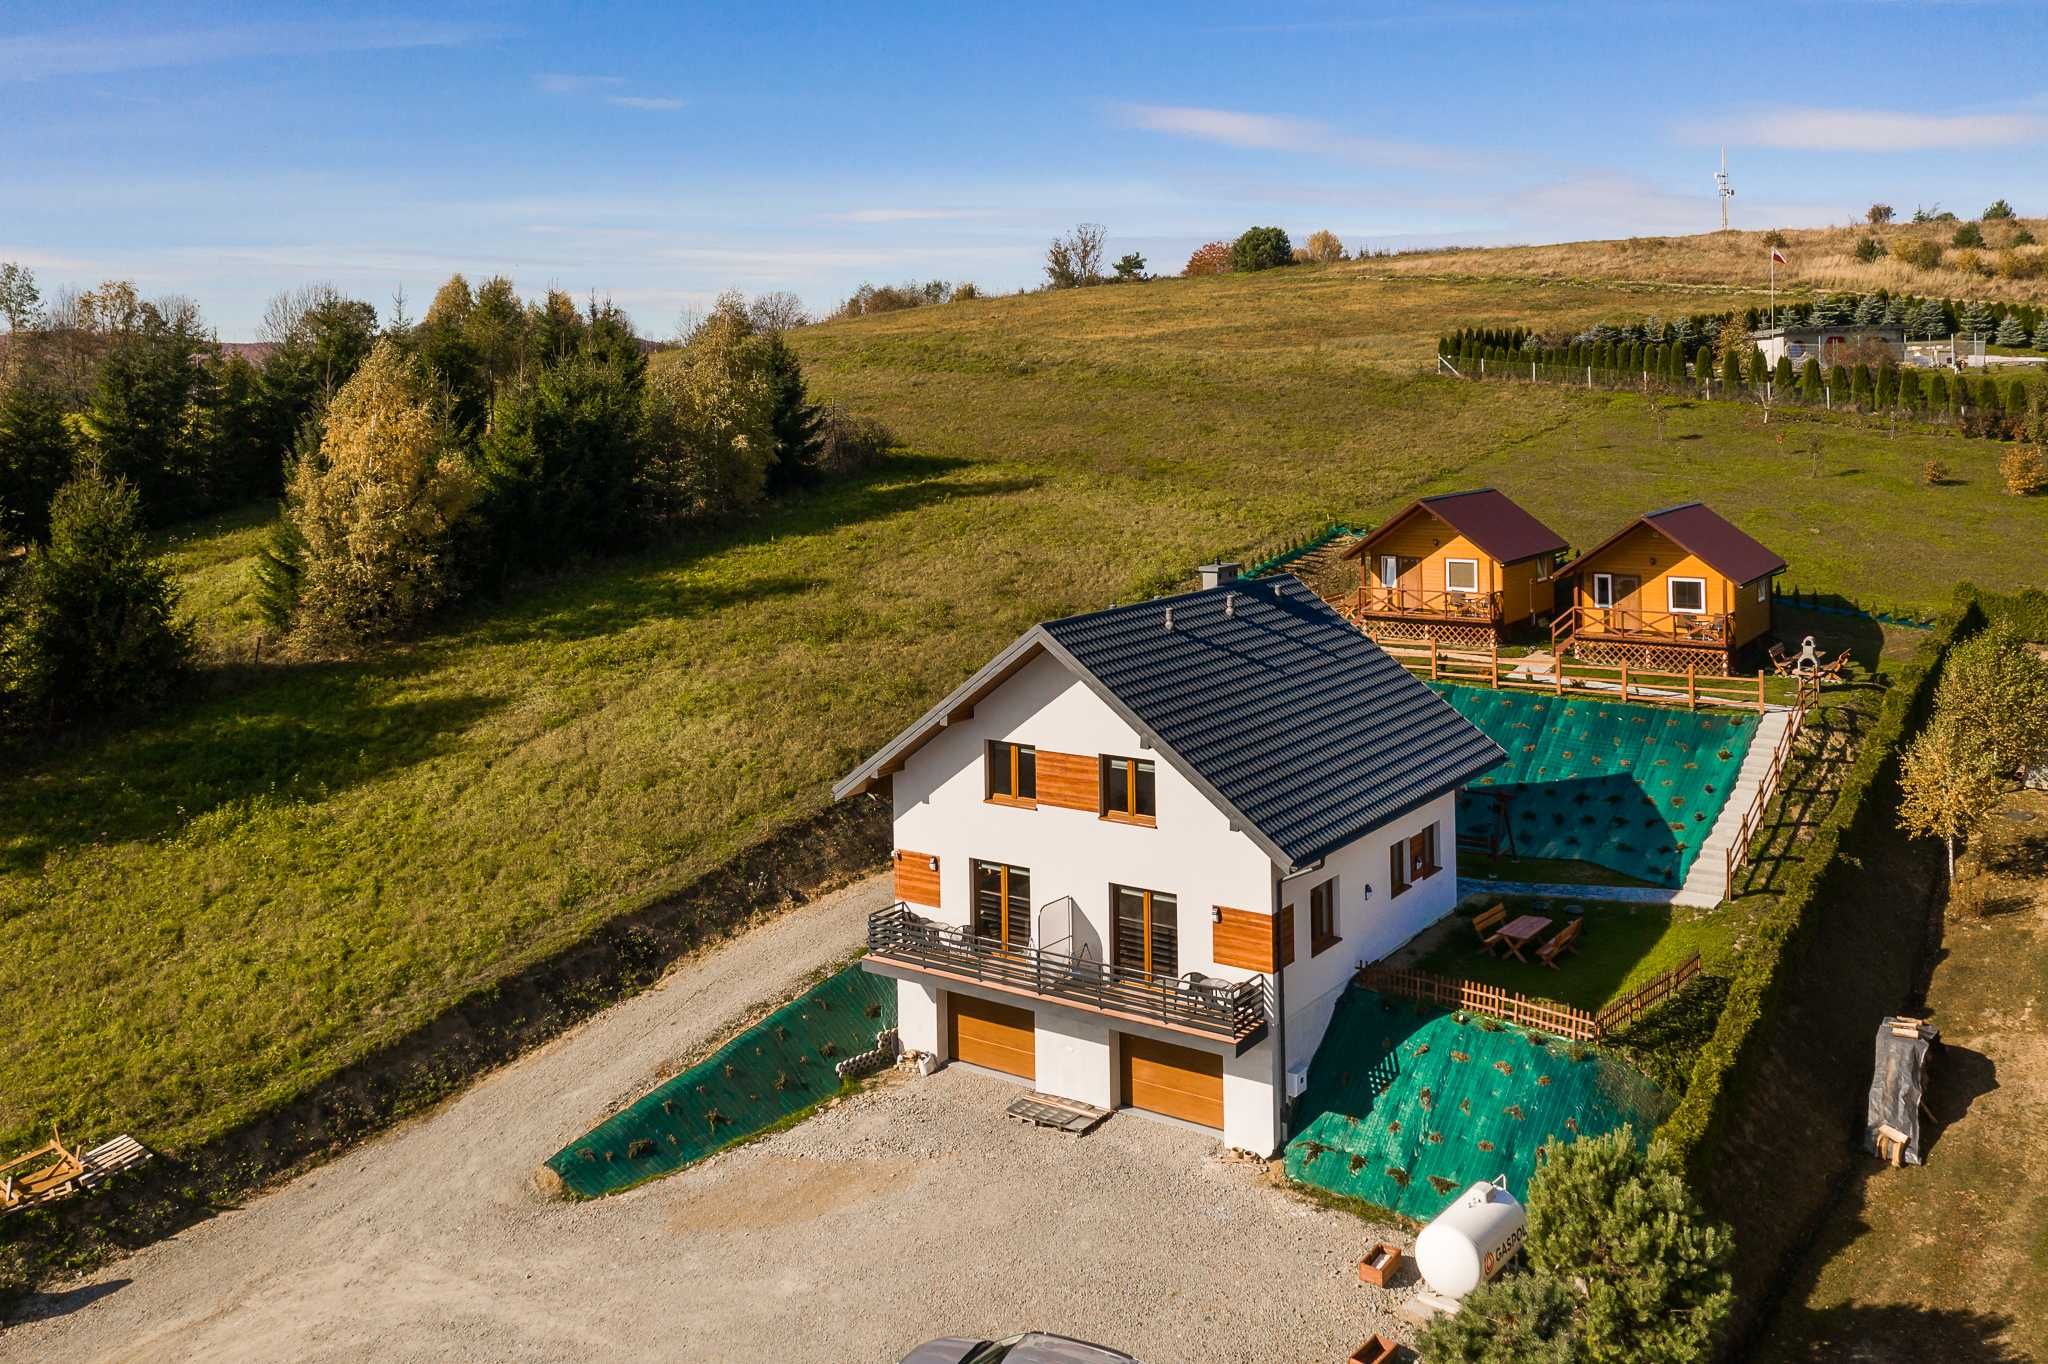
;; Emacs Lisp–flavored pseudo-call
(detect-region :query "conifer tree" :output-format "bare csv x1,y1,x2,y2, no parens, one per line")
1773,355,1795,392
1800,356,1824,400
1721,347,1744,391
1748,348,1770,388
1899,367,1924,410
1995,312,2029,346
1960,301,1995,339
1928,370,1950,411
1829,363,1851,399
1851,363,1873,408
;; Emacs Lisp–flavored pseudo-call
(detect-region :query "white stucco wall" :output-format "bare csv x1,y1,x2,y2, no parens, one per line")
882,648,1470,1156
1275,789,1461,1072
889,651,1276,976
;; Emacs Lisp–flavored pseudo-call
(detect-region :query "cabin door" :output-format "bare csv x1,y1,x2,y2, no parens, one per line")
1612,574,1641,631
1377,555,1421,609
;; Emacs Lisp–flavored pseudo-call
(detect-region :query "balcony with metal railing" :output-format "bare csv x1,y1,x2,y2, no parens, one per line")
865,903,1270,1053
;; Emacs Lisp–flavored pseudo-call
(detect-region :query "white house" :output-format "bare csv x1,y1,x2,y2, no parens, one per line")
833,570,1505,1155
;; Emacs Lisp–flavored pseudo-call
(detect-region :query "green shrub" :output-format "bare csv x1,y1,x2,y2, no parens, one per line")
1230,226,1293,272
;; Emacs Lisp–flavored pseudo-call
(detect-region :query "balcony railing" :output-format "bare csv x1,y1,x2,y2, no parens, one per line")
866,904,1270,1049
1353,585,1503,623
1576,605,1732,645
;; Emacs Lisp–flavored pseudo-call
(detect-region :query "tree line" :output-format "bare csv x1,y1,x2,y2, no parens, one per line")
0,267,891,737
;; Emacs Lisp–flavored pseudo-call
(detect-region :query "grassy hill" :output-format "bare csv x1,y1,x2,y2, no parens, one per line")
3,241,2043,1164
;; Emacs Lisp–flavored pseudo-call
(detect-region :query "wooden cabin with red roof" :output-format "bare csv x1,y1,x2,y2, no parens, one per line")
1338,488,1569,648
1554,502,1787,675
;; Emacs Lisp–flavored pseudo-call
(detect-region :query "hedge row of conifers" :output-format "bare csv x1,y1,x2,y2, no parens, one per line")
1654,597,1976,1166
1444,336,2044,435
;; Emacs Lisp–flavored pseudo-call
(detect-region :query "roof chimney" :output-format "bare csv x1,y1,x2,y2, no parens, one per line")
1199,562,1240,590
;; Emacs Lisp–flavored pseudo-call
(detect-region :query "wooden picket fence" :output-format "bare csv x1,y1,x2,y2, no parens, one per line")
1358,950,1705,1043
1591,952,1704,1037
1357,964,1600,1041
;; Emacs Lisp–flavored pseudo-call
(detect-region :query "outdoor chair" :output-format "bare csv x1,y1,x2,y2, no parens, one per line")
1536,918,1582,969
1472,903,1508,955
1767,641,1797,676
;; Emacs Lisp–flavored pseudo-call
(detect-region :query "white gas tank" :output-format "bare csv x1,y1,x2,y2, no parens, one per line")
1415,1177,1526,1299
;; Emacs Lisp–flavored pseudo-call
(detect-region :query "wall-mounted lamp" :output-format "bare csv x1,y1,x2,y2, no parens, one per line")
1210,906,1223,924
1361,884,1373,903
927,856,939,871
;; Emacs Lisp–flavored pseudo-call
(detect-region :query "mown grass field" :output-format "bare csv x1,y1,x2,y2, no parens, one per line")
2,252,2043,1158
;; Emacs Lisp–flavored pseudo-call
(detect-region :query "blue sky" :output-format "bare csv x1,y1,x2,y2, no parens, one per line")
5,1,2046,338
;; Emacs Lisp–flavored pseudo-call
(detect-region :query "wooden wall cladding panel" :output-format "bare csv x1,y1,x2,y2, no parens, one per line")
1212,906,1279,973
893,849,940,907
1277,903,1296,968
1034,750,1099,812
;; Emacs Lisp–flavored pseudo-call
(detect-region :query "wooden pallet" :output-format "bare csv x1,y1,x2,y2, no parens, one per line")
1005,1092,1110,1135
1,1130,153,1215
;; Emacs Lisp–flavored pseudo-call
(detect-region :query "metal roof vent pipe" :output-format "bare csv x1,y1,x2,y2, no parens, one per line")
1224,592,1237,619
1163,605,1175,631
1199,562,1240,590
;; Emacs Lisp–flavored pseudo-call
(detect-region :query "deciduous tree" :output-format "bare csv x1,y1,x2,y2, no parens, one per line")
1183,241,1232,276
1900,711,2006,879
1045,223,1107,288
1304,229,1344,263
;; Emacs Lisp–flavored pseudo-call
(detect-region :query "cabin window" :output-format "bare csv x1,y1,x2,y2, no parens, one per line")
985,740,1036,806
1592,572,1615,609
1378,554,1401,588
1757,579,1769,604
1100,755,1157,825
1309,878,1340,955
1668,577,1707,615
1445,558,1480,594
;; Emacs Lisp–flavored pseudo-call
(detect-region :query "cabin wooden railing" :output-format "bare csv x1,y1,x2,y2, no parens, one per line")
1352,585,1503,622
1575,605,1733,644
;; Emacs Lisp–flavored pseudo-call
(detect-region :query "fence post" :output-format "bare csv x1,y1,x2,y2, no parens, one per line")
1480,357,1486,378
1619,658,1629,701
1757,672,1766,711
1687,663,1696,710
1531,361,1537,382
1825,385,1831,409
1429,636,1440,680
1586,366,1592,389
1490,637,1499,689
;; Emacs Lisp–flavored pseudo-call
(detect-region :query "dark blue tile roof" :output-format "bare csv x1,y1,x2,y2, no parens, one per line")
1038,576,1506,868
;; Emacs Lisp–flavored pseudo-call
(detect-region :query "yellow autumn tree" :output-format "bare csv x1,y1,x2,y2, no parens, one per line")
1304,229,1345,263
283,339,477,648
639,292,775,524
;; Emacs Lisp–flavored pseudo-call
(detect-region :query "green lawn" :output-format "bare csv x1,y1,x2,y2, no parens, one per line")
1415,896,1734,1015
2,263,2042,1159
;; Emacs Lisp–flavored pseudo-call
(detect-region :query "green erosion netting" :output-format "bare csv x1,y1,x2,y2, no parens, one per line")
1430,684,1761,886
545,964,897,1197
1284,988,1667,1221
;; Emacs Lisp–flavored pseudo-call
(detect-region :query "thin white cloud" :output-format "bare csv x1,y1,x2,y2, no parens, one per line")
828,208,994,223
606,95,684,111
1697,105,2048,151
1114,102,1485,172
536,72,624,95
0,20,490,79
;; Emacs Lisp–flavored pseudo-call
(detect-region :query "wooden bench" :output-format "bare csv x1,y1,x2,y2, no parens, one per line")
1536,918,1582,969
1472,903,1508,955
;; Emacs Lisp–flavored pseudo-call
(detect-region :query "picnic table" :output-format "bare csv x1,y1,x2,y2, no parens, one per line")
1494,914,1554,963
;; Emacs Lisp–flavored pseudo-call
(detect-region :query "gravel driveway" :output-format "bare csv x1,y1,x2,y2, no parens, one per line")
3,874,1411,1363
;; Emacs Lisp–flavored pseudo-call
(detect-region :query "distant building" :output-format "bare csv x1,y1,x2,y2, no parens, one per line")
1749,324,1905,369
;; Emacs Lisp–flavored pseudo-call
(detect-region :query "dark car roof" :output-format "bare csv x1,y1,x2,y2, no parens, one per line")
835,575,1505,871
1344,488,1568,566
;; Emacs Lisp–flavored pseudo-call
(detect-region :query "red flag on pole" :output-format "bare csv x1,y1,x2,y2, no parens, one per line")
1771,249,1787,264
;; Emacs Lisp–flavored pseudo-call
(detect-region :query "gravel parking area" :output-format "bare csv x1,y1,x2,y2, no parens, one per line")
3,873,1411,1363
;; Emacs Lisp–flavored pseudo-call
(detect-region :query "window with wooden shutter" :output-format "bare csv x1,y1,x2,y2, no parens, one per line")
1112,885,1177,977
972,860,1031,948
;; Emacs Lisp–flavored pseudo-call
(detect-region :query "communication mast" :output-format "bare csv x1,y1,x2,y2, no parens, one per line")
1715,147,1735,231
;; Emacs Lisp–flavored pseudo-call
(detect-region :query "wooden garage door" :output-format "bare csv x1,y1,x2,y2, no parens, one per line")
947,994,1035,1080
1120,1033,1224,1129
